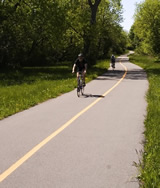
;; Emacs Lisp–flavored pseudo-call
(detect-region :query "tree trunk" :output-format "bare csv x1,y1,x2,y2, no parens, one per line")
83,0,101,65
88,0,101,24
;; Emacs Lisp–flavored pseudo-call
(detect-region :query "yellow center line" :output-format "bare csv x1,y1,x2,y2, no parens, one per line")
0,61,127,182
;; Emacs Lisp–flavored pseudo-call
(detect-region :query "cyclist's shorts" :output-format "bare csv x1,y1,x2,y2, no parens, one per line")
77,68,85,73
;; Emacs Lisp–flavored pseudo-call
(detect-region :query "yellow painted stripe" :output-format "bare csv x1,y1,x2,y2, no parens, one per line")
0,61,127,182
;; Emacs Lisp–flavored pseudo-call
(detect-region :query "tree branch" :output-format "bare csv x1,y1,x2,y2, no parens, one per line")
88,0,93,8
66,21,84,38
95,0,101,7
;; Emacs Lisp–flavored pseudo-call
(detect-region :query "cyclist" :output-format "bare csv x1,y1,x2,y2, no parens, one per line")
72,53,87,86
110,54,115,69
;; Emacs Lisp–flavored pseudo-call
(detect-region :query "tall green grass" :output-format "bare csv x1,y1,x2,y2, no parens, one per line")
129,54,160,187
0,60,109,120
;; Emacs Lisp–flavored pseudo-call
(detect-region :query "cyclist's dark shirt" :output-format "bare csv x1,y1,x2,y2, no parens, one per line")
111,55,115,63
75,58,87,72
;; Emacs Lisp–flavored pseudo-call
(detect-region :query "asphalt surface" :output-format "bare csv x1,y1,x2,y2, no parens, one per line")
0,54,148,188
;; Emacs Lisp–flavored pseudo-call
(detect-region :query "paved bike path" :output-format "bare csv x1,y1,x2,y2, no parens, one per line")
0,54,148,187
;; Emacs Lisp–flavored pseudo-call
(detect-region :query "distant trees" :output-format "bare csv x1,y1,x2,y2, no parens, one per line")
129,0,160,58
0,0,127,68
0,0,67,67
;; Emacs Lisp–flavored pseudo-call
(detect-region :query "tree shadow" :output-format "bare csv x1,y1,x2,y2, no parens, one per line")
147,68,160,76
0,62,108,87
0,66,72,86
95,70,124,81
101,69,147,81
116,57,129,63
95,60,147,81
125,69,147,80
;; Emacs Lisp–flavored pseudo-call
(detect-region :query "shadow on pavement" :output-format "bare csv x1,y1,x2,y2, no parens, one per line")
116,58,129,63
95,63,147,81
96,70,124,81
125,69,147,80
82,94,105,98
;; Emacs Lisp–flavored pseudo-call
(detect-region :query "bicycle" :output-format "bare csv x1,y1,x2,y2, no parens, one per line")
77,71,84,97
111,61,115,70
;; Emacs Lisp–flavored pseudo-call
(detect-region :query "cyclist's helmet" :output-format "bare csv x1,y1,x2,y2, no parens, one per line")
78,53,83,57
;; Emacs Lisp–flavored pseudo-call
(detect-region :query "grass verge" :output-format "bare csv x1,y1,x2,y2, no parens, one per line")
0,60,110,120
129,54,160,187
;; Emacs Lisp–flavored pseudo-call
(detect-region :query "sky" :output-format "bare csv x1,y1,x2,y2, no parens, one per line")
121,0,143,32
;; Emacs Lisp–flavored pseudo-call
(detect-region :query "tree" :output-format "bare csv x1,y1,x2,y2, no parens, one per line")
133,0,160,57
0,0,127,68
0,0,67,67
85,0,125,63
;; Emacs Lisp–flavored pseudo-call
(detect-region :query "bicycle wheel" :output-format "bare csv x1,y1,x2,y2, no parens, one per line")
77,74,84,97
112,62,115,70
80,85,84,95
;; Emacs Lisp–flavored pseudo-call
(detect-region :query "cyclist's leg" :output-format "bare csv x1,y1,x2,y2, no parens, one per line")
111,61,115,69
82,71,86,86
113,62,115,68
76,72,81,92
77,72,79,85
76,72,79,79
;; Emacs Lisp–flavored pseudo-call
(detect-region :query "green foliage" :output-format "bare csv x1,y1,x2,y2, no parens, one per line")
129,54,160,187
0,0,127,68
132,0,160,57
128,25,139,50
0,0,67,67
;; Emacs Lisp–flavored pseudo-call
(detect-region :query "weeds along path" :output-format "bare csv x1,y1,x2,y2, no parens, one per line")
0,54,148,187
